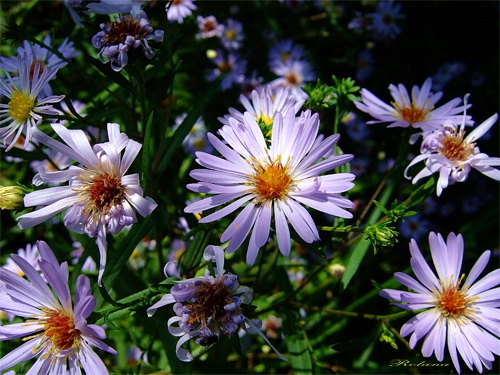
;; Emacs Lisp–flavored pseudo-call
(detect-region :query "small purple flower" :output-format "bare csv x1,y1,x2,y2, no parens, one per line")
147,245,286,362
220,18,244,50
398,214,430,241
270,60,315,99
206,50,247,91
380,232,500,374
173,113,213,156
196,15,223,39
92,9,164,71
268,38,307,70
368,0,405,41
405,107,500,196
0,240,117,374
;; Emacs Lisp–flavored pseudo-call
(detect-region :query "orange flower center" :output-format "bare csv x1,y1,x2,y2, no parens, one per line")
251,162,293,202
392,101,430,125
285,72,300,86
86,173,126,214
43,310,79,351
439,132,475,163
438,287,468,318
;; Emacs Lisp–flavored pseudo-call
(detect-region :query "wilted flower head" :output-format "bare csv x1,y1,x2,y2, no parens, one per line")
0,240,117,374
355,78,473,131
92,9,164,71
18,123,158,285
0,54,64,151
405,108,500,196
185,108,355,264
147,245,286,362
166,0,197,24
380,232,500,374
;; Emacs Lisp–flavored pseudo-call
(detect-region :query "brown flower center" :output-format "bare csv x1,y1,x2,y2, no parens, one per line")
86,173,126,214
188,278,233,325
103,16,149,46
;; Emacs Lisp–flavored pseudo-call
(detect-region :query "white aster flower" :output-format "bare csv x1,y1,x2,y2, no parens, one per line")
405,110,500,196
0,241,117,374
166,0,197,24
355,77,473,131
380,232,500,374
0,55,64,151
270,60,315,100
18,123,158,285
185,108,355,264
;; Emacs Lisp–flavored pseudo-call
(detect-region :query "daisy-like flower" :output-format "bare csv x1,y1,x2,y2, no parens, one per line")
173,112,213,156
2,243,40,277
270,60,315,100
196,15,223,39
368,0,405,41
17,123,158,285
92,9,164,71
218,84,305,136
185,108,355,264
0,36,79,96
379,232,500,374
405,110,500,196
147,245,286,362
0,55,64,151
354,78,472,131
166,0,197,24
268,38,307,70
220,18,244,50
206,50,247,91
0,240,117,374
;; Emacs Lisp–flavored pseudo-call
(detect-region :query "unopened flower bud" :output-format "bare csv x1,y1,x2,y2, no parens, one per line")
0,185,25,210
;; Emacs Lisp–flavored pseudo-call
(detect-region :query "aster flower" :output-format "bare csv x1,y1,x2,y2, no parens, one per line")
405,111,500,196
147,245,286,362
0,240,117,374
18,122,158,285
0,55,64,151
368,0,405,41
0,35,79,96
206,50,247,91
379,232,500,374
220,18,244,50
92,9,164,71
185,108,355,264
218,85,305,135
268,38,307,70
354,78,472,131
196,15,223,39
270,60,315,100
166,0,197,24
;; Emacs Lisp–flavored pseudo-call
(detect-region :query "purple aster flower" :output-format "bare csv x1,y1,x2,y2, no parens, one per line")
398,214,431,241
240,71,264,98
147,245,286,362
0,35,79,96
380,232,500,374
185,108,355,264
355,49,374,83
0,240,117,374
173,112,213,156
268,38,307,70
166,0,197,24
196,15,223,39
92,9,164,71
270,60,315,100
405,109,500,196
206,50,247,91
2,243,40,277
355,78,473,131
218,84,305,133
220,18,244,50
18,123,158,285
0,54,64,151
368,0,405,41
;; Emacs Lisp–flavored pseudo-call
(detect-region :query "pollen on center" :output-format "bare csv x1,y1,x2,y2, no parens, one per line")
439,132,475,162
43,310,79,351
86,173,126,214
393,102,429,124
438,287,468,318
251,162,293,202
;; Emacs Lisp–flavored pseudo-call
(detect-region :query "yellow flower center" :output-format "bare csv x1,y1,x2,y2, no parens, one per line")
8,90,35,123
392,101,430,125
225,30,236,41
250,161,293,202
42,310,79,351
439,131,475,163
193,138,206,150
438,287,468,318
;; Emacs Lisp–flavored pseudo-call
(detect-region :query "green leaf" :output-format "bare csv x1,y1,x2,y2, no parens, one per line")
141,112,154,193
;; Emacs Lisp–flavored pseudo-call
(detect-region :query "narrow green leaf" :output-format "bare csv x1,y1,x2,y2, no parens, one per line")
157,76,222,175
141,112,154,193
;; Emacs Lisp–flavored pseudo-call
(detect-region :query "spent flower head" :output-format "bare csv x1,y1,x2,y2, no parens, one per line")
0,240,117,374
147,245,286,362
18,123,158,285
380,232,500,374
